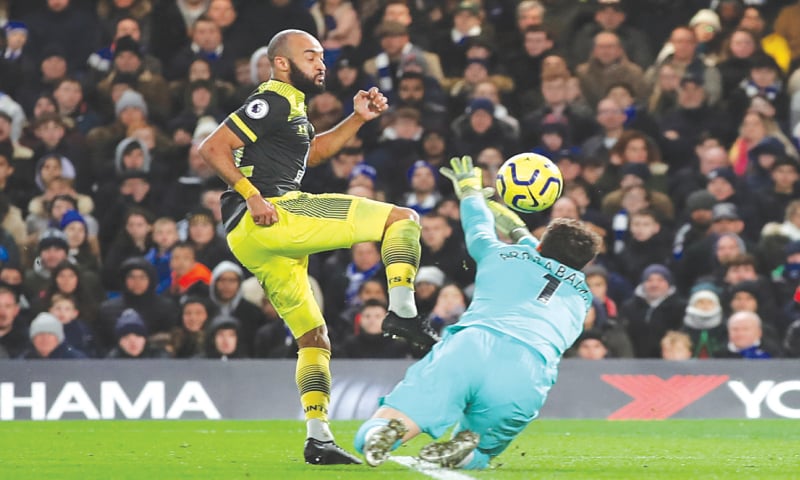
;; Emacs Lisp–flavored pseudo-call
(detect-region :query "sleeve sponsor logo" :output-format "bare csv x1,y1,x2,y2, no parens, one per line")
245,99,269,119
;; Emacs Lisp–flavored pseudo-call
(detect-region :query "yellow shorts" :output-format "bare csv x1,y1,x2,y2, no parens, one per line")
226,191,394,338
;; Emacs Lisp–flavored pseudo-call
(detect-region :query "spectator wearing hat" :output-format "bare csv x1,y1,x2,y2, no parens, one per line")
60,209,100,273
569,0,653,69
705,166,761,239
401,160,442,216
97,35,170,123
676,202,756,293
87,15,163,84
363,21,444,99
22,228,97,313
413,265,445,318
680,284,727,358
1,21,36,96
739,136,789,192
728,52,790,127
96,256,178,353
209,260,267,353
106,308,170,358
326,47,378,117
204,313,247,359
86,88,156,182
672,189,717,262
23,0,100,74
689,9,725,66
620,263,687,358
571,330,610,360
451,96,518,158
19,311,87,359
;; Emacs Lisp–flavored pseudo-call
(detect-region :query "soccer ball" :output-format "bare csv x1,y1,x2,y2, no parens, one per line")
495,153,563,213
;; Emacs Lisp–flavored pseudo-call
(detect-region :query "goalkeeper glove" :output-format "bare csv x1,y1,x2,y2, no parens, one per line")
487,199,532,243
440,155,483,199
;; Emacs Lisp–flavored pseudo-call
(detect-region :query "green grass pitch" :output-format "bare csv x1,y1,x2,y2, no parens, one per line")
1,419,798,479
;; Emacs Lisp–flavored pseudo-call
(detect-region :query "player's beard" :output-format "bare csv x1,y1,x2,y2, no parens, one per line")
288,59,325,94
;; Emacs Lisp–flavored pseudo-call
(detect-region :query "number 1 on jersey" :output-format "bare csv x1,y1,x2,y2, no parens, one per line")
536,273,561,304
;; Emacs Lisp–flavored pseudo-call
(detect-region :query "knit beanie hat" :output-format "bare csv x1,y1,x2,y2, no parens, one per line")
115,308,148,339
29,312,65,343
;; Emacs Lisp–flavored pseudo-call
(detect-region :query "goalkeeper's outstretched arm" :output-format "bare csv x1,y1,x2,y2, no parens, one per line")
486,200,538,248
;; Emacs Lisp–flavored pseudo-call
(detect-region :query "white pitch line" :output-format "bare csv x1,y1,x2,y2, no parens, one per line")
390,456,477,480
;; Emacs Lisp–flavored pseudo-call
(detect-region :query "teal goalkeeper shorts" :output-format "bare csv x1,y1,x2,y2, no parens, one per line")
380,326,559,457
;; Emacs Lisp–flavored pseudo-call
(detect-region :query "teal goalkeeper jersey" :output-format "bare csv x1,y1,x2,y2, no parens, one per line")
451,195,593,366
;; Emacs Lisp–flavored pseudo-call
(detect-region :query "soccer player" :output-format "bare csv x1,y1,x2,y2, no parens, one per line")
198,29,438,465
354,156,602,469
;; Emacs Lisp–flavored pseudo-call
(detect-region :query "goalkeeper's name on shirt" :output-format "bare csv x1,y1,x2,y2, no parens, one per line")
498,249,591,305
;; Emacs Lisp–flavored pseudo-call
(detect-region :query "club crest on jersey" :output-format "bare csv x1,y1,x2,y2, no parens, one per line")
245,99,269,119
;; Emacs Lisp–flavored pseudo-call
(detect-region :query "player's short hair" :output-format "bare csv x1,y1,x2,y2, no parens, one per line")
539,218,601,270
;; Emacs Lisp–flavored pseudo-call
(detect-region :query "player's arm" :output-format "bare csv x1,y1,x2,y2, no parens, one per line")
486,200,539,248
198,123,278,226
307,87,388,166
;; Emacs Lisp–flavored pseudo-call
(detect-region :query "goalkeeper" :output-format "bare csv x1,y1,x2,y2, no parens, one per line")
354,156,602,469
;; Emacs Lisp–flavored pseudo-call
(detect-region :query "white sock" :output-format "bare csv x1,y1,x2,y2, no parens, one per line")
307,418,334,442
388,286,417,318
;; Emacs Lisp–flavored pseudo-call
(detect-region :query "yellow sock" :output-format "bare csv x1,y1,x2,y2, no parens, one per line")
382,219,421,290
296,347,331,422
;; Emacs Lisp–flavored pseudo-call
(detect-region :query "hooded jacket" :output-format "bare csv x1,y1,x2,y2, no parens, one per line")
96,257,179,353
209,261,267,353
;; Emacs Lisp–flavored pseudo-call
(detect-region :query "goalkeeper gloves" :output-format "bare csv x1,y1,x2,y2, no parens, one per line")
486,199,532,244
440,155,483,199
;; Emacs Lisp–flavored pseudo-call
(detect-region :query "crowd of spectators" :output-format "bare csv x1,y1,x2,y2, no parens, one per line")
1,0,800,361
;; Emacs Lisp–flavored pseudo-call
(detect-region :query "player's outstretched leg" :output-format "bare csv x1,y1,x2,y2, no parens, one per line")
419,430,481,468
355,418,409,467
380,214,440,349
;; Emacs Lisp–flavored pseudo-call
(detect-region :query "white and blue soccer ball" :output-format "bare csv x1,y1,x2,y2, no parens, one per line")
495,152,564,213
